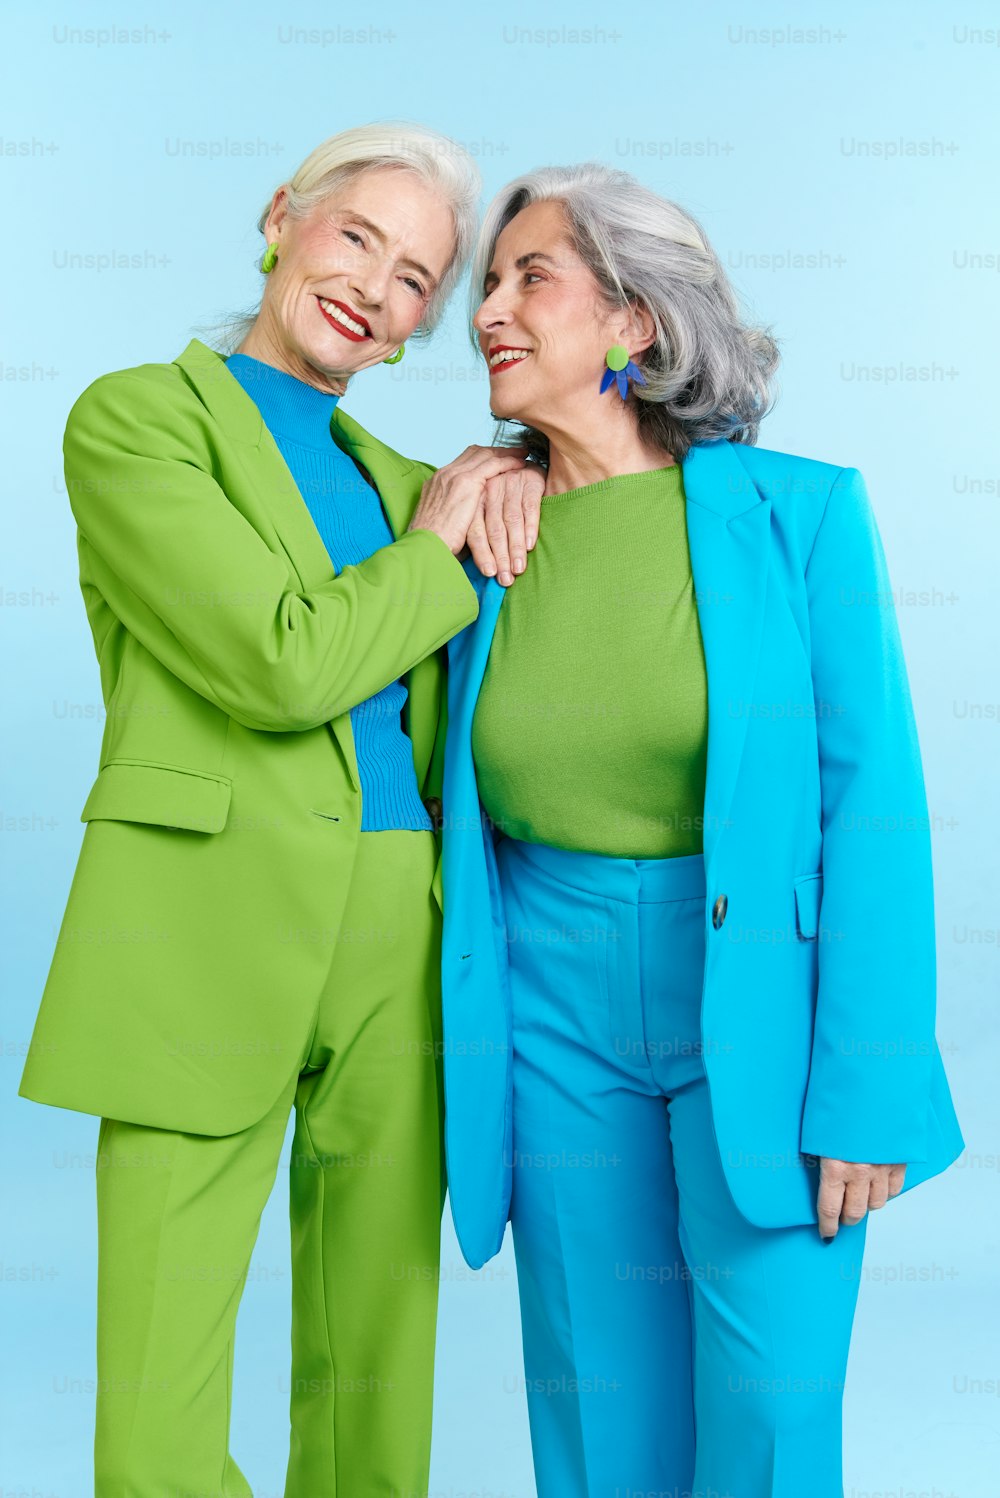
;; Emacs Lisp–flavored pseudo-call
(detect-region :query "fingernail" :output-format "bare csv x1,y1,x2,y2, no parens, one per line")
500,570,513,586
512,556,525,573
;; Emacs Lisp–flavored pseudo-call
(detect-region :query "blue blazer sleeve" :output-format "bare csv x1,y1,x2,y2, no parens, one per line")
798,466,938,1163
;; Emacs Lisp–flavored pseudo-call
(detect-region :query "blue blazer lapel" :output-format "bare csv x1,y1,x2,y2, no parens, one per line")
683,440,771,878
444,559,506,746
442,555,508,936
440,558,513,1264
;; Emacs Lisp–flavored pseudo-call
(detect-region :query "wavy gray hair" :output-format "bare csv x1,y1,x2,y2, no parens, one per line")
200,121,482,353
469,163,779,461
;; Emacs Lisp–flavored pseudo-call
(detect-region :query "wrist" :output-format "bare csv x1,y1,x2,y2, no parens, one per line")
407,522,459,557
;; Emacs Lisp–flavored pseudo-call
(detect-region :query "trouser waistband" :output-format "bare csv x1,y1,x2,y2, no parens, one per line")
498,834,706,905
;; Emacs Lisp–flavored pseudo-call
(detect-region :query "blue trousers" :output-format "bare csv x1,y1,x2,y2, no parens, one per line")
497,833,868,1498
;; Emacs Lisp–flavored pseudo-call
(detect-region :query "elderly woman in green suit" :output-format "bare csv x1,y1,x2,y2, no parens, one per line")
18,121,542,1497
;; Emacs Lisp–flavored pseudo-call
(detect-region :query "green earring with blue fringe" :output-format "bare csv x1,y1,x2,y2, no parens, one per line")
601,343,647,399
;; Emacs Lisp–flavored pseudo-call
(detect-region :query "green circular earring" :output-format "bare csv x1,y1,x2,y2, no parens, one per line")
261,241,279,274
382,343,405,365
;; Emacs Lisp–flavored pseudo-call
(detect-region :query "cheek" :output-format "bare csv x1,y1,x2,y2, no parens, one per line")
274,251,316,306
296,229,354,285
389,289,426,337
530,296,605,375
537,330,602,382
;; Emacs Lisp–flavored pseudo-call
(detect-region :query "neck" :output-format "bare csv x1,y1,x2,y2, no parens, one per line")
236,316,350,398
534,404,675,496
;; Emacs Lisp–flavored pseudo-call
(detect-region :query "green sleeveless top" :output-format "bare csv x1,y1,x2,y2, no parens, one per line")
471,464,708,858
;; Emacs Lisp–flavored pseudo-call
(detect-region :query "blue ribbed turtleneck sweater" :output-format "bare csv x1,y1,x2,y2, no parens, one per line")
225,351,433,834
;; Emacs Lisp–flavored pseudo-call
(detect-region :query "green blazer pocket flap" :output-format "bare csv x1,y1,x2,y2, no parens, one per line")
80,760,233,834
793,872,823,940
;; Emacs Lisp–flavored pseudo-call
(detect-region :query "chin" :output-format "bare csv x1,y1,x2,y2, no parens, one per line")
488,391,529,423
293,317,366,377
306,335,362,375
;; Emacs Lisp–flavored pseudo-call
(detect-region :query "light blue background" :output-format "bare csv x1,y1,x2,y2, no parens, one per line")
3,2,998,1494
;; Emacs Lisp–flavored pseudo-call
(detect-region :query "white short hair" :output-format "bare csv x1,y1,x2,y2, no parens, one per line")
207,120,482,352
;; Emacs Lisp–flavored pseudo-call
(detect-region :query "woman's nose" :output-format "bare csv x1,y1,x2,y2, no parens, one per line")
474,297,509,333
349,261,388,308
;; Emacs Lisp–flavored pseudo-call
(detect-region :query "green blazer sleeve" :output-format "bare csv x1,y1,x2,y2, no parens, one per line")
64,370,479,733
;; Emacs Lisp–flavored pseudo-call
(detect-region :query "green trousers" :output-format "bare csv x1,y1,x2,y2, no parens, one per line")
94,829,445,1498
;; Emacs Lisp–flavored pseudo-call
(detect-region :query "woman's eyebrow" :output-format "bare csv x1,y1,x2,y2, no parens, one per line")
484,251,559,289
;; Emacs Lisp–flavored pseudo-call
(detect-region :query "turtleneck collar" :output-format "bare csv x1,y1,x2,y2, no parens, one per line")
225,352,340,452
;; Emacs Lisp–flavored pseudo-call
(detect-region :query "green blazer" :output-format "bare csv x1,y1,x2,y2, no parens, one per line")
18,337,479,1134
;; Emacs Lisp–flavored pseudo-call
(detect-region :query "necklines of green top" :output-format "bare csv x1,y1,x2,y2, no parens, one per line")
541,463,682,504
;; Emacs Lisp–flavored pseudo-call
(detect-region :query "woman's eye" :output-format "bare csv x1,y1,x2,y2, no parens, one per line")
403,277,424,295
343,230,364,246
524,271,543,285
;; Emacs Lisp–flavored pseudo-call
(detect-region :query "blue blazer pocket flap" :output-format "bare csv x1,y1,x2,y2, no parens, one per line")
80,759,233,834
793,872,823,940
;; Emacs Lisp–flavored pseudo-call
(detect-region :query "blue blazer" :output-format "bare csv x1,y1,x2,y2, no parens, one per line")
440,438,965,1270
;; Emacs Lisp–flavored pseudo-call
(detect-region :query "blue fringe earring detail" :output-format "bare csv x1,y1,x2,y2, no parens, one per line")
600,344,647,400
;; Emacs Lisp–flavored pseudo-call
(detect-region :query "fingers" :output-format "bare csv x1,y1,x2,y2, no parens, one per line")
867,1170,891,1212
464,506,497,580
817,1157,900,1240
444,452,545,583
473,470,540,585
840,1173,871,1226
519,466,545,553
816,1168,845,1241
483,476,513,584
497,475,528,581
869,1162,906,1209
490,466,546,579
414,447,540,555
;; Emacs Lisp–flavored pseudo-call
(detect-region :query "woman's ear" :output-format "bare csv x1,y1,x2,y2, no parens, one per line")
622,299,657,359
262,185,290,246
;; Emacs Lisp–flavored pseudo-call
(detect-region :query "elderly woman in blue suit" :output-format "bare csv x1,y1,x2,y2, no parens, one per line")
439,164,965,1498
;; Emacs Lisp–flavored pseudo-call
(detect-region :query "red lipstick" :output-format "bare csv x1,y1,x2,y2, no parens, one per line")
317,296,372,342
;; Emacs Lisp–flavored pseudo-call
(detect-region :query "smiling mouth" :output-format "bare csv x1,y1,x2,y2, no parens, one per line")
317,296,372,342
488,346,531,374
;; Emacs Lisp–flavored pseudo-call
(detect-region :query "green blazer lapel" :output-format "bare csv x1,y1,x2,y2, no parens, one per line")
174,339,425,587
330,403,430,540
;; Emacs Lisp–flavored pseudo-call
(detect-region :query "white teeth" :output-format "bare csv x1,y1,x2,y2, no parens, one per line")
489,349,531,368
318,297,368,336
